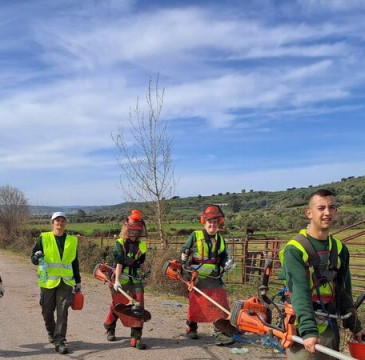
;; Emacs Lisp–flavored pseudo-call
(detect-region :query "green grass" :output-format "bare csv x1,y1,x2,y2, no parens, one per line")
27,222,122,237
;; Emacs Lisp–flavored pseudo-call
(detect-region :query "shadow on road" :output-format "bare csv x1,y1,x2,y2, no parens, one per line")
0,335,230,360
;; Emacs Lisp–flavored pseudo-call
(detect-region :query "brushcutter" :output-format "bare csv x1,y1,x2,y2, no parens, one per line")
93,263,151,321
163,259,231,316
164,259,358,360
230,257,363,360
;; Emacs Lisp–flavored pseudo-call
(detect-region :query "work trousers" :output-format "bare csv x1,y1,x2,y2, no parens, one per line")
40,280,73,345
286,325,339,360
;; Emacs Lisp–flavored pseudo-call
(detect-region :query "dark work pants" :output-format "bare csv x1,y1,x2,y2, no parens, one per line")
40,280,72,345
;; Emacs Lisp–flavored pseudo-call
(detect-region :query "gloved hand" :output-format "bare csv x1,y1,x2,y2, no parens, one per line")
181,250,190,263
224,258,236,272
113,280,121,292
75,283,82,292
35,251,44,258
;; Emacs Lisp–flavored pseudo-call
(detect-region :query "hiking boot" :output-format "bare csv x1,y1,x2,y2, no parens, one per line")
48,334,54,344
104,323,116,341
106,329,116,341
55,343,69,354
214,332,235,346
186,328,198,340
130,338,147,350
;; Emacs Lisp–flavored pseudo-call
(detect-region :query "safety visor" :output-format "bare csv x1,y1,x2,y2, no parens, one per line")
205,216,221,222
127,219,147,237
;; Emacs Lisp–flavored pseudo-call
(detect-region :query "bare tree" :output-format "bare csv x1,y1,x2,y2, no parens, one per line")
0,185,29,246
112,77,175,248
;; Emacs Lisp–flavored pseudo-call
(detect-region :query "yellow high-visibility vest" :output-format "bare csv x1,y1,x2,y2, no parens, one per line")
279,229,342,333
117,238,147,285
39,232,77,289
191,230,226,279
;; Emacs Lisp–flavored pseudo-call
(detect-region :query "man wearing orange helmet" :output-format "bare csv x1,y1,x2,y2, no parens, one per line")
103,209,150,350
181,205,235,346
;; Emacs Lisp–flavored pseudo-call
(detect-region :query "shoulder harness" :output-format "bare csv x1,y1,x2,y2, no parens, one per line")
293,234,338,285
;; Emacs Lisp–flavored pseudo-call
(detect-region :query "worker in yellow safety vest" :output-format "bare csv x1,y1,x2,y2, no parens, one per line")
279,189,365,360
31,211,81,355
181,205,235,346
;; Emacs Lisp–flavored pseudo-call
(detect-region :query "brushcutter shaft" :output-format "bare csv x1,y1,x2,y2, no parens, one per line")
163,259,231,316
114,285,138,304
291,336,356,360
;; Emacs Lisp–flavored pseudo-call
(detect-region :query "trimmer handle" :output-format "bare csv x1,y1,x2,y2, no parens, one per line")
262,257,273,288
260,257,273,303
354,293,365,309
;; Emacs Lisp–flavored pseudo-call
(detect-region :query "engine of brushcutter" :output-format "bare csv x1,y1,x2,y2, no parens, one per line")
229,256,297,349
230,297,271,333
230,296,297,348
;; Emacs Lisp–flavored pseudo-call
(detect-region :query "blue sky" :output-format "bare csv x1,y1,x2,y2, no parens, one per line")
1,0,365,206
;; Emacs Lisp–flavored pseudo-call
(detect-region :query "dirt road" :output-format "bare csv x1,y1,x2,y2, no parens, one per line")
0,250,283,359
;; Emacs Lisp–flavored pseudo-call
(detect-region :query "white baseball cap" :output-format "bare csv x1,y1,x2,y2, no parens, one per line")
51,212,67,221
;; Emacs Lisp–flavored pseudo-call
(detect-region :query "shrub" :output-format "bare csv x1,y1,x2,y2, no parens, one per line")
175,228,195,236
147,247,188,298
78,238,107,273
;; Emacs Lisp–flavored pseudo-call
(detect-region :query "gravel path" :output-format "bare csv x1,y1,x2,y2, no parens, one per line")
0,249,284,359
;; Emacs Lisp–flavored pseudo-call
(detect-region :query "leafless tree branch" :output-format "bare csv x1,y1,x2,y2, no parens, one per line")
112,76,175,248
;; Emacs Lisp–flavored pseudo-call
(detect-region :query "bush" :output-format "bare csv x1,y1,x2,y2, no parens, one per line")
147,247,188,298
175,228,195,236
0,185,29,247
78,239,107,273
9,229,34,255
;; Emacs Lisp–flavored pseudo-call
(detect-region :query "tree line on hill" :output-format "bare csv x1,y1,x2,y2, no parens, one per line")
1,175,365,248
16,175,365,236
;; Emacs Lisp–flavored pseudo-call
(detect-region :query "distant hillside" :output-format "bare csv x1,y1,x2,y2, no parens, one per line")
30,175,365,232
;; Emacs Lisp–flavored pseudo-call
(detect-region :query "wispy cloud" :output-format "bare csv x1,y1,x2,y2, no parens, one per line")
1,0,364,205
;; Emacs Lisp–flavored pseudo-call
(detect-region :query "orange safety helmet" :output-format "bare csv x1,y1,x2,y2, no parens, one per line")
126,209,147,237
200,205,225,225
128,209,142,221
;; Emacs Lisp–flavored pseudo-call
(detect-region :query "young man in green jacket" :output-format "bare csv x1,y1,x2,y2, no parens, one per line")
280,189,364,359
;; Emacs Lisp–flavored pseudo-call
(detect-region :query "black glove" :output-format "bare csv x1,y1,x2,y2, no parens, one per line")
31,251,44,265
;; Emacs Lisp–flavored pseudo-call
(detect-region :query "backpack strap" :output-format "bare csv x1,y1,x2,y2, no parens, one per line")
328,235,338,271
293,234,323,282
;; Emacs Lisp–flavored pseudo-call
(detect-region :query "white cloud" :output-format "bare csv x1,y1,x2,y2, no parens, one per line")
1,1,364,205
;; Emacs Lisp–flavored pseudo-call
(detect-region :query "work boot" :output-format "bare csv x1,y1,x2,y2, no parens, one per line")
213,331,235,346
186,321,198,340
55,342,69,354
107,329,116,341
130,338,147,350
48,334,54,344
104,323,116,341
186,327,198,340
